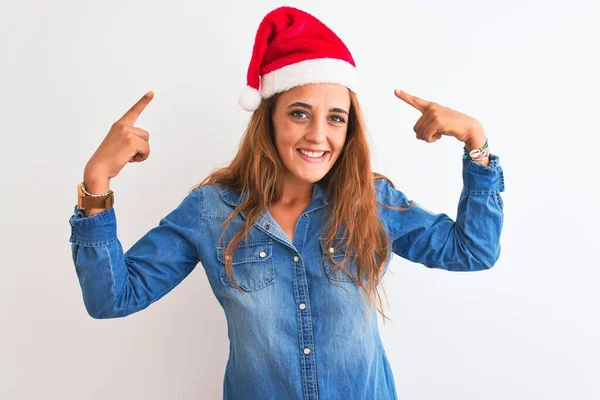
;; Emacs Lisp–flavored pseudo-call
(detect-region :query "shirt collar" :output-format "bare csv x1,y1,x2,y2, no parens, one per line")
219,180,330,209
218,180,330,248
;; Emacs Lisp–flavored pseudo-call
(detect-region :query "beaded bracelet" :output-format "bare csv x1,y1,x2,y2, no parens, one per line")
463,137,489,161
80,181,113,197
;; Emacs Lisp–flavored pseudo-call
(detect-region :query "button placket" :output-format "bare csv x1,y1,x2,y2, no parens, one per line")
295,265,318,399
290,211,318,399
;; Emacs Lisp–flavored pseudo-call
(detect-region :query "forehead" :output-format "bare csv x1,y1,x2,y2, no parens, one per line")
276,83,350,106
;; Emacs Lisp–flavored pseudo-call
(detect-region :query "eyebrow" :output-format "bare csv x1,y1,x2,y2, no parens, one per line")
287,102,348,116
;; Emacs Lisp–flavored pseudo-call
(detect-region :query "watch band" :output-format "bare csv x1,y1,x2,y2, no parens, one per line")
77,182,114,210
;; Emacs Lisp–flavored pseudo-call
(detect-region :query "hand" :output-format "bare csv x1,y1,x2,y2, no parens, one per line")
394,89,484,144
84,91,154,180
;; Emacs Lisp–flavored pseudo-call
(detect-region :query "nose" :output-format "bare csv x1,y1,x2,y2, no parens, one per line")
304,117,328,144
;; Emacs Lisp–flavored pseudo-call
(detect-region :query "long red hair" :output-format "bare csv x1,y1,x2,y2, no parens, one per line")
191,90,413,322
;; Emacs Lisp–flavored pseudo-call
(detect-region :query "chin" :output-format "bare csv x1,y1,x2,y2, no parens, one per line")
287,167,329,184
298,172,328,183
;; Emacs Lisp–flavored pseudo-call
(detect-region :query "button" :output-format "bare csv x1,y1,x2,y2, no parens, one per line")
259,251,266,258
329,247,335,254
264,224,270,230
293,256,299,262
303,213,309,218
299,303,306,310
303,347,311,355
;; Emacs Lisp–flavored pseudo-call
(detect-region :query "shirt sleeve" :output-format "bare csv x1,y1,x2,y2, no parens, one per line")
68,187,205,318
376,153,505,271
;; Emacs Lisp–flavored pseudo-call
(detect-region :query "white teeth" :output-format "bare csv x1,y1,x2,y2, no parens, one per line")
299,149,326,158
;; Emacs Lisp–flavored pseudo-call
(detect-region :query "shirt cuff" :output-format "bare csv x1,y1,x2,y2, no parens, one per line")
69,205,118,246
462,153,505,194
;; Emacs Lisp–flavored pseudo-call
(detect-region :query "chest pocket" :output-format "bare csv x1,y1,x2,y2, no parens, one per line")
319,236,359,283
216,240,275,292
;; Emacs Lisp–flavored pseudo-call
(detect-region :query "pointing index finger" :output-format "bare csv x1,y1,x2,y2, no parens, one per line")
394,89,431,113
118,91,154,125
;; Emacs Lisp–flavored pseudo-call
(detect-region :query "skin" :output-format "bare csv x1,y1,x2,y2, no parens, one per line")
271,83,351,207
269,85,489,211
394,89,489,166
83,91,154,216
83,86,487,222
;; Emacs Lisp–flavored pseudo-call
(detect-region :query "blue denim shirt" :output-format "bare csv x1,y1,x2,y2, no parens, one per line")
68,154,504,400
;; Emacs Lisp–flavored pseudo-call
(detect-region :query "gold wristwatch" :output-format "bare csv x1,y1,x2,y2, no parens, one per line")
77,181,114,211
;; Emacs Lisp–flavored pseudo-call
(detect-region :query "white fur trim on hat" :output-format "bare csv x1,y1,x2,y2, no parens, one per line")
238,85,262,111
260,58,359,98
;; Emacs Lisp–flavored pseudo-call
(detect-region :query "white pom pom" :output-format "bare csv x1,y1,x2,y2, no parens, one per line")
238,85,262,111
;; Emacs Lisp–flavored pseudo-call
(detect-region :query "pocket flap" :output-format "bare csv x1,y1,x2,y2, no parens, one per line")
216,241,273,265
318,236,349,258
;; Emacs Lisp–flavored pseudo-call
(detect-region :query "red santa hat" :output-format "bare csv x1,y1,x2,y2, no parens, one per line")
238,6,360,111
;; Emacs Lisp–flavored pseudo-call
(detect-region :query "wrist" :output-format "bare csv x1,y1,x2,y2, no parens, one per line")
464,124,486,152
83,172,111,195
462,128,489,165
77,180,114,215
464,135,486,152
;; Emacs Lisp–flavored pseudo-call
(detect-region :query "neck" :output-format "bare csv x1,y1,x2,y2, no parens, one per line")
276,175,313,207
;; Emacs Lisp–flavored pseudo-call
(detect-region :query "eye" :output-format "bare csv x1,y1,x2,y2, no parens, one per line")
329,115,346,123
290,110,308,119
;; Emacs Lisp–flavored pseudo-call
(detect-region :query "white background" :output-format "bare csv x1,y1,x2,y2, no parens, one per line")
2,0,599,399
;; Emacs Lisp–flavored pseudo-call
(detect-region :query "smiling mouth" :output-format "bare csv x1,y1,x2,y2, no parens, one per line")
296,148,329,162
297,149,329,156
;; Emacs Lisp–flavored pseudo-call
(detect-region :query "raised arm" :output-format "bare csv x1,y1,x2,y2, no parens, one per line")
68,90,206,318
376,153,504,271
68,188,205,318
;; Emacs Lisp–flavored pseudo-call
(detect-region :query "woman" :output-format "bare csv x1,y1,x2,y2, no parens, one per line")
69,6,504,399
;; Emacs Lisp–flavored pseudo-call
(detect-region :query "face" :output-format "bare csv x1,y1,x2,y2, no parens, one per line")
271,83,350,185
